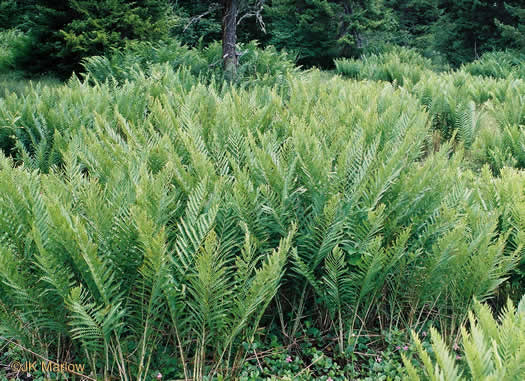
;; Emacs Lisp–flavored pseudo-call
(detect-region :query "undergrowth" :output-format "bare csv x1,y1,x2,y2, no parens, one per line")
0,47,523,380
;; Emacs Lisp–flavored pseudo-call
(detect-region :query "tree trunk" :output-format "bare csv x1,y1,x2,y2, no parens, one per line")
222,0,238,81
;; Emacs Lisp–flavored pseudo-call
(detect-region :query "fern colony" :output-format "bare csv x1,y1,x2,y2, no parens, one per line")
0,55,524,379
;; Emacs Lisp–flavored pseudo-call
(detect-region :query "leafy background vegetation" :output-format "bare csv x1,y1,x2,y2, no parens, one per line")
0,0,524,380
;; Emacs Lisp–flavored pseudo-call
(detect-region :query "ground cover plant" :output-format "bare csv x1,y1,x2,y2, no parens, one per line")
0,52,523,379
403,296,525,380
0,1,524,375
336,48,525,173
81,39,298,88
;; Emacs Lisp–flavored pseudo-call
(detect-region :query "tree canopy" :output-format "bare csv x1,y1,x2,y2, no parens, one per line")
2,0,524,75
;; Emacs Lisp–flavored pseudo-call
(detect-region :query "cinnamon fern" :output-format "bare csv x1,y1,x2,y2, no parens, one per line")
0,64,523,379
403,296,525,381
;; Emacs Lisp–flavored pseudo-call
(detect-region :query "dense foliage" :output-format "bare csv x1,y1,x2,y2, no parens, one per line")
171,0,524,68
0,44,524,377
11,0,171,76
335,48,525,176
0,1,524,379
81,39,298,87
403,296,525,380
2,0,524,76
428,0,523,65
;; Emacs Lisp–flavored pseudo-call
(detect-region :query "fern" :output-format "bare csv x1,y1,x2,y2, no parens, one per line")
404,296,525,381
0,63,523,379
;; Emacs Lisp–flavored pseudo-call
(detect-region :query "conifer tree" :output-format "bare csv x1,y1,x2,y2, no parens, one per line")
16,0,171,76
497,3,525,51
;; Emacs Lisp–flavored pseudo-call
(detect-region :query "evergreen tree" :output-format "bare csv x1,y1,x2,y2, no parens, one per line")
0,0,37,31
170,1,223,46
16,0,171,76
385,0,439,52
265,0,387,67
265,0,341,67
432,0,522,65
496,3,525,52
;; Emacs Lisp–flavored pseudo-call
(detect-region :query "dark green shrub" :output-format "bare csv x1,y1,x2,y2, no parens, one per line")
15,0,171,77
0,0,36,31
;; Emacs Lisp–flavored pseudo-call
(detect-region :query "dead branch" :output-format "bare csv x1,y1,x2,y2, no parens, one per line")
182,3,222,32
237,0,266,33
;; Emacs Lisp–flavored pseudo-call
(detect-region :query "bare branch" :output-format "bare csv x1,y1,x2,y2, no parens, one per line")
237,0,266,33
182,3,222,32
